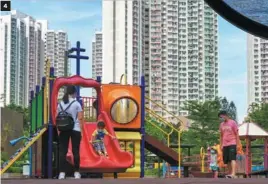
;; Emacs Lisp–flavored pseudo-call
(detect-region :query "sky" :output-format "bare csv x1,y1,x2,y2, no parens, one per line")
10,0,248,122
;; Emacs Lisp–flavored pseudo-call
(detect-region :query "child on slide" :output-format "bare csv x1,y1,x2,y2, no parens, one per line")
90,121,116,157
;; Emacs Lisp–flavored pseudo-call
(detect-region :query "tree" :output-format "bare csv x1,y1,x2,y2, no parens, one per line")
248,102,268,130
145,115,169,143
219,97,237,121
182,100,220,150
181,98,238,153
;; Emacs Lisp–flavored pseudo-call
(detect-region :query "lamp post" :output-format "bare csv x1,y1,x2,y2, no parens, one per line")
9,136,32,177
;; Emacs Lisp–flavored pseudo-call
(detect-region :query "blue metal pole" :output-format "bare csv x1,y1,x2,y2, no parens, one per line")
140,76,145,178
41,77,46,176
47,67,54,178
76,41,80,99
35,85,40,176
29,90,34,177
35,85,40,130
28,143,32,177
76,41,80,76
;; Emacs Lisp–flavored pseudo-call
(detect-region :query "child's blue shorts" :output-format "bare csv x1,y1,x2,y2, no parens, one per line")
210,166,219,171
93,141,105,152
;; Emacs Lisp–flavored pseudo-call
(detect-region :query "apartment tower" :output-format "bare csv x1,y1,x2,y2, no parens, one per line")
0,10,43,107
101,0,219,118
247,34,268,106
92,31,103,96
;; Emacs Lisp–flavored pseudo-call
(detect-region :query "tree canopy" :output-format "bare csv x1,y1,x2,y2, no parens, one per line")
248,102,268,130
181,97,237,153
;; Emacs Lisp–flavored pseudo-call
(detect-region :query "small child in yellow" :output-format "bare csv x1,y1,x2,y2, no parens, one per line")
90,121,116,157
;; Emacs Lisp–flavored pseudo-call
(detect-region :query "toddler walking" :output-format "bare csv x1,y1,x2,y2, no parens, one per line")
209,145,219,178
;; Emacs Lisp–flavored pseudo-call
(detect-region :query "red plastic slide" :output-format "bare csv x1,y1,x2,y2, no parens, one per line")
51,76,133,172
66,112,133,172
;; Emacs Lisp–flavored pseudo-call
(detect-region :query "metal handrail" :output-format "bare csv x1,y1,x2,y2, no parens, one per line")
145,96,184,126
200,147,206,173
146,106,182,178
146,107,180,133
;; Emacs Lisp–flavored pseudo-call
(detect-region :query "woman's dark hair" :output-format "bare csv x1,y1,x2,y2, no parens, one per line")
62,85,77,104
218,110,228,117
97,121,105,128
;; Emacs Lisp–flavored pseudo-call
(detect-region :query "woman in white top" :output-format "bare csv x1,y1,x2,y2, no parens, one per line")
57,85,84,179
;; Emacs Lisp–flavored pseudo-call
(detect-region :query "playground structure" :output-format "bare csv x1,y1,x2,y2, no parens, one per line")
1,41,268,179
0,52,183,178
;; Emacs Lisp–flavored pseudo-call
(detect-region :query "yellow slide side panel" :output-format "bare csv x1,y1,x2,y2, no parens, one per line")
103,132,141,178
115,131,141,140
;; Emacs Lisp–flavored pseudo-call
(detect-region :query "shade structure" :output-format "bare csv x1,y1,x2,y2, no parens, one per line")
239,122,268,139
238,122,268,176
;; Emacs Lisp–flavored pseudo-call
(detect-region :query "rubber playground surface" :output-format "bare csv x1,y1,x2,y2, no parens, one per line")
2,178,268,184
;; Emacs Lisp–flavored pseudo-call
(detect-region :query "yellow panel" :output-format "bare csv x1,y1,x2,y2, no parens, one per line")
103,140,141,178
126,140,140,173
115,131,141,140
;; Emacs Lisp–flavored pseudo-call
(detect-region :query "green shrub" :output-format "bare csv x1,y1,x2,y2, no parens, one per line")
8,167,22,173
145,168,162,177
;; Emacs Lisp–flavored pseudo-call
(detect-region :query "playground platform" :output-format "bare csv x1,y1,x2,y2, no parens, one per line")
2,178,268,184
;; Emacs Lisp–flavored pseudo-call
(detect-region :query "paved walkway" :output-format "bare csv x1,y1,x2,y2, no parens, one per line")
2,178,268,184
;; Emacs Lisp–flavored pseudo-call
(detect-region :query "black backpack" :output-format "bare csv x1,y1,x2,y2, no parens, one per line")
56,100,76,131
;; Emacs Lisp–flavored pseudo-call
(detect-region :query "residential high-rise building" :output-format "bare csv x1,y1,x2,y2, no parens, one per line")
247,34,268,106
44,30,69,77
92,32,103,80
0,10,43,107
44,30,70,98
101,0,219,118
92,32,103,97
102,0,144,85
146,0,218,118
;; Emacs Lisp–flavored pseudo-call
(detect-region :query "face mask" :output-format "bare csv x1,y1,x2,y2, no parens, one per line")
219,117,225,122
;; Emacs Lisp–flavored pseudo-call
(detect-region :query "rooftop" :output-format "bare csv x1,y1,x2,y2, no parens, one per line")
239,122,268,139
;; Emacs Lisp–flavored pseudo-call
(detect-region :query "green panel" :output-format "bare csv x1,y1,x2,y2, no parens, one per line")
31,98,36,132
37,90,43,128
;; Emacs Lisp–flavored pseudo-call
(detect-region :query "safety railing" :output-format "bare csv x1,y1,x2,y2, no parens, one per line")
82,97,97,121
145,117,174,147
145,96,184,129
145,106,182,178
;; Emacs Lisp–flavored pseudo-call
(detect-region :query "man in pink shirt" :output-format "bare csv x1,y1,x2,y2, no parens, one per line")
219,110,239,178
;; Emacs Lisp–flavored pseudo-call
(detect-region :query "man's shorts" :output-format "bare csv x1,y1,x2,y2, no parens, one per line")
93,141,105,152
223,145,237,164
